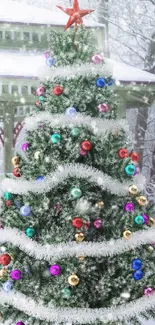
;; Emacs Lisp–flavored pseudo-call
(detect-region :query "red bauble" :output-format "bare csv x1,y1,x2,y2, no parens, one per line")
118,148,129,159
0,254,11,266
35,100,41,107
53,86,64,96
81,140,92,152
130,152,140,162
13,167,22,177
5,200,12,207
72,217,83,229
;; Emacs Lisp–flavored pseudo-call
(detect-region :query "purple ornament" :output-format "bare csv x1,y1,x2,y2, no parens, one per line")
124,202,135,212
151,242,155,247
93,219,102,229
144,287,154,296
44,50,50,58
10,269,22,280
49,264,61,276
98,103,110,112
133,167,139,176
142,214,149,224
16,322,25,325
21,143,29,152
80,148,87,156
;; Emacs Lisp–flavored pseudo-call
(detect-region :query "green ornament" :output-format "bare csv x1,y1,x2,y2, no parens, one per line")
39,96,46,103
4,192,12,200
71,127,80,137
70,187,82,199
134,215,144,225
61,288,71,298
51,133,62,144
25,227,35,238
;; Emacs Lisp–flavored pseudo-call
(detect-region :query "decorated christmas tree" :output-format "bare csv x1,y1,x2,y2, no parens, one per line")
0,1,155,325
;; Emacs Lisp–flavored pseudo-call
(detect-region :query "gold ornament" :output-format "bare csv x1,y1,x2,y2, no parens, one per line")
11,156,20,166
78,255,86,261
129,185,138,195
123,230,132,239
68,274,80,286
148,218,155,227
34,151,41,160
95,201,104,208
75,233,85,242
9,253,15,261
0,313,2,319
147,246,154,253
136,196,148,206
0,268,8,279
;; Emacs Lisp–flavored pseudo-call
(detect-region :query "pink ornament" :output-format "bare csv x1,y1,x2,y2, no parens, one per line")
92,54,103,64
10,269,22,280
21,143,29,151
93,219,102,229
142,214,149,224
144,287,154,296
98,103,110,112
44,50,50,58
36,86,46,96
80,148,87,156
49,264,61,276
151,242,155,247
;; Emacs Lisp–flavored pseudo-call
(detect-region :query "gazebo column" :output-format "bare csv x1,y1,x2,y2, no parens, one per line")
4,103,14,173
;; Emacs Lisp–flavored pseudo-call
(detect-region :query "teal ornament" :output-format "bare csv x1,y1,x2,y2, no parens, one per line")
108,79,115,86
61,288,71,298
3,280,13,292
125,164,136,176
51,133,62,144
132,270,143,281
25,227,35,238
96,78,106,88
70,187,82,199
71,128,80,137
134,215,145,225
39,96,46,103
4,192,12,200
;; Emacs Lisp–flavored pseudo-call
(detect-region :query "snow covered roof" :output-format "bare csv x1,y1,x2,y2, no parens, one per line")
0,0,104,27
0,52,155,84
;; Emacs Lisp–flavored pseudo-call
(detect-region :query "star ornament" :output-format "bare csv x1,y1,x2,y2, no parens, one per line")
57,0,95,31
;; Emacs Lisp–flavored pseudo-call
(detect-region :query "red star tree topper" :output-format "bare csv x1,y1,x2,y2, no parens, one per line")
57,0,95,31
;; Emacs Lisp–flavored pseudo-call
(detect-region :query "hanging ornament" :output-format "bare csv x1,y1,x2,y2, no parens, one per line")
61,288,71,299
5,200,12,207
35,100,41,107
124,202,134,212
75,232,85,242
70,187,82,199
65,107,77,117
133,167,139,176
144,287,154,296
4,192,12,200
13,167,22,177
71,127,80,137
36,176,44,181
78,255,85,261
20,205,31,217
147,245,154,253
93,219,102,229
11,156,20,166
120,291,131,300
21,143,29,151
134,215,145,225
98,103,111,112
108,79,115,86
118,148,129,159
132,270,143,281
0,268,8,279
49,264,61,276
53,86,64,96
51,133,62,144
79,148,87,156
131,259,142,270
129,185,138,195
36,86,46,96
25,227,35,238
10,269,22,281
34,151,42,160
142,214,149,224
2,280,13,292
57,0,94,31
95,201,104,208
72,217,83,228
96,78,106,88
130,152,140,162
68,274,80,286
44,50,50,58
92,54,103,64
136,196,148,207
0,254,11,266
125,164,136,176
123,230,132,239
46,57,55,67
16,322,25,325
148,218,155,227
39,96,46,103
81,140,92,151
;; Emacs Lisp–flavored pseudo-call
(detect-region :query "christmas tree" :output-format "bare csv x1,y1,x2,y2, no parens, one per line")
0,1,155,325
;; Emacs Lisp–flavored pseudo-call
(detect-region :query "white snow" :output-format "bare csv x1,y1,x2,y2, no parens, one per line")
0,0,104,27
1,52,155,83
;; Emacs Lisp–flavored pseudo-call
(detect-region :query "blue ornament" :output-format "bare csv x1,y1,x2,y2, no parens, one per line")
36,176,44,181
46,57,55,67
65,107,77,117
96,78,106,88
125,164,136,176
132,270,143,281
51,133,62,144
15,200,21,209
20,205,31,217
3,280,13,292
108,79,115,86
132,259,142,270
